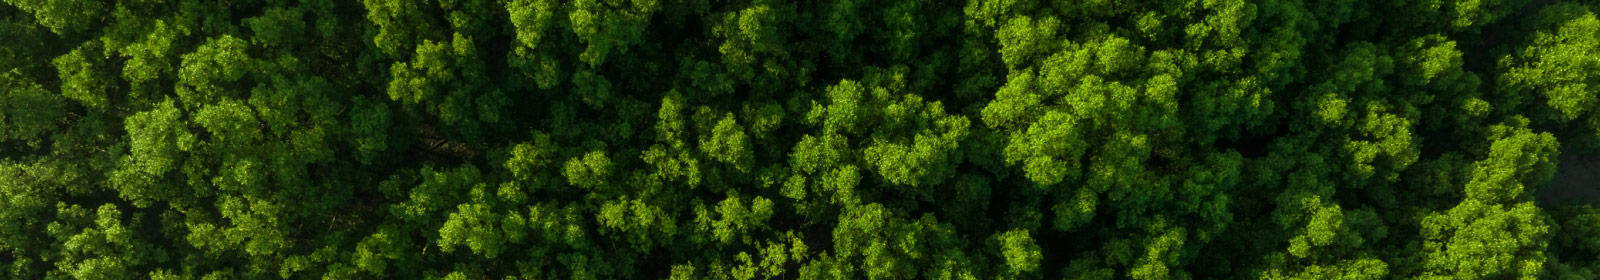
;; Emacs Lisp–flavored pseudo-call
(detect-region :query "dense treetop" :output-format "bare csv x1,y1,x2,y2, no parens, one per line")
4,0,1600,279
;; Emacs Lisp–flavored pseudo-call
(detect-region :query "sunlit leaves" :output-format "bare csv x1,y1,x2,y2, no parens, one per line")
7,0,1600,279
1416,123,1558,280
1004,111,1086,187
112,100,192,207
569,0,659,67
702,114,754,172
1502,5,1600,126
362,0,433,56
119,20,179,96
177,35,251,108
996,16,1059,68
1465,124,1560,203
506,0,558,49
1419,200,1549,279
53,42,113,109
704,193,773,245
564,150,612,189
46,204,147,280
995,229,1042,275
439,203,505,258
2,0,103,35
863,96,971,187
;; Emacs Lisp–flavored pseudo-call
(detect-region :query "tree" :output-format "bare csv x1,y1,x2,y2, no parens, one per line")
53,41,113,109
1418,121,1558,279
6,0,1600,279
0,70,65,145
111,99,193,207
2,0,102,35
1500,4,1600,150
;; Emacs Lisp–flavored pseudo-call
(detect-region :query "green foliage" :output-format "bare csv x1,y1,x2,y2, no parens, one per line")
4,0,1600,279
564,150,611,189
176,35,251,108
702,113,754,172
0,70,65,144
2,0,102,35
111,99,193,207
1500,4,1600,150
995,229,1041,276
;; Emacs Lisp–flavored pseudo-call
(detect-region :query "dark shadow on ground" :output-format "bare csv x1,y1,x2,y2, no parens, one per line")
1538,152,1600,205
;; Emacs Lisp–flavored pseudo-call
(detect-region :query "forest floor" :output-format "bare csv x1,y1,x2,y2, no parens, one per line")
1538,152,1600,205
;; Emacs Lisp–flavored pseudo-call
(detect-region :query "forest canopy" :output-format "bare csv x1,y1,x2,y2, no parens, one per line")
5,0,1600,279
